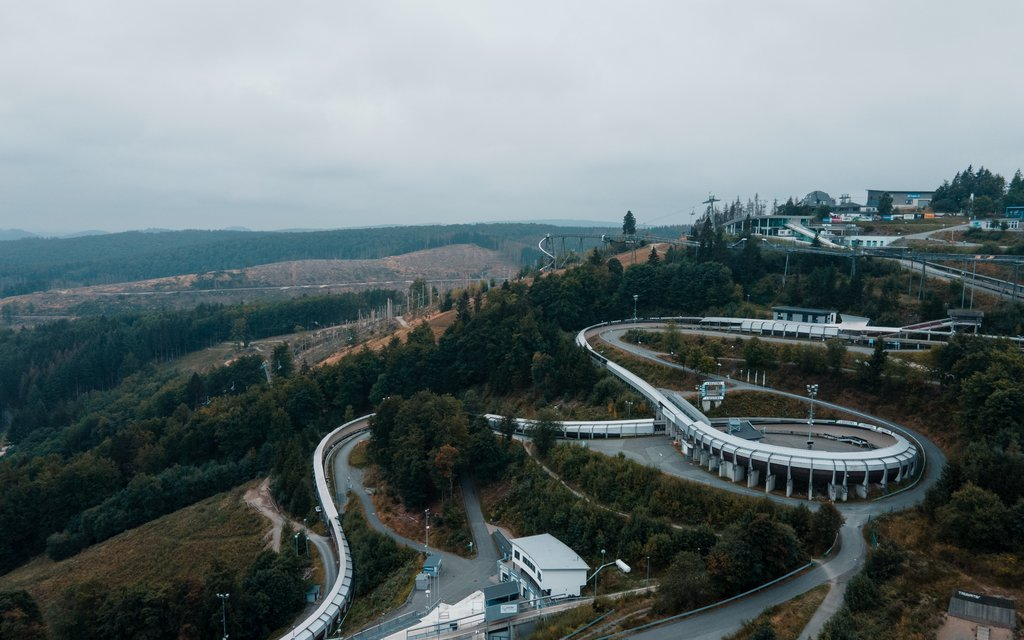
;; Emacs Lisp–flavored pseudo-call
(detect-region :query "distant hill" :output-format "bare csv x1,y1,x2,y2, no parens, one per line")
4,244,523,317
0,228,39,241
0,223,612,298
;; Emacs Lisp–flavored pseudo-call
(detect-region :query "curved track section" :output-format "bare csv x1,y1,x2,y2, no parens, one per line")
577,321,919,499
276,416,371,640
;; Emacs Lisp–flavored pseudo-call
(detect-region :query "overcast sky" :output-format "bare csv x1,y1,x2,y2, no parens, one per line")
1,1,1021,234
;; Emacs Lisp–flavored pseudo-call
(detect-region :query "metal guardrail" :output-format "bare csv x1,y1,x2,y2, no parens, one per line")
590,561,816,640
346,611,422,640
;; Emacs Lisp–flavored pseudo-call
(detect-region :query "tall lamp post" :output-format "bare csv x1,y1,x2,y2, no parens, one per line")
806,384,819,449
632,295,639,322
424,508,430,554
216,592,229,640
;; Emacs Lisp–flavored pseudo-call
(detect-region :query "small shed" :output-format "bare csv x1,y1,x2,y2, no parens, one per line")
423,554,443,577
948,590,1016,629
484,582,521,623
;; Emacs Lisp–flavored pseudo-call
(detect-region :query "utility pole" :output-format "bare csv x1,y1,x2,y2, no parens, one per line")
806,384,818,449
216,592,229,640
424,508,430,554
632,294,639,322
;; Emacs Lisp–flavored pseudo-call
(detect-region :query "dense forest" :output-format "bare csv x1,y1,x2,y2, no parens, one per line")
3,222,1023,636
0,223,620,297
0,289,394,444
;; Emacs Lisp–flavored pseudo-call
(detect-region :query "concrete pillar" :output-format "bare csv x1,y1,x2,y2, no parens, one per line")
881,467,889,489
731,465,745,483
747,469,760,488
855,484,868,499
828,484,837,501
718,461,729,478
699,451,709,467
708,455,720,472
808,460,814,501
765,474,776,493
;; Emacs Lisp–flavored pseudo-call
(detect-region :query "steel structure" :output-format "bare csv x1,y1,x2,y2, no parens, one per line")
577,321,920,501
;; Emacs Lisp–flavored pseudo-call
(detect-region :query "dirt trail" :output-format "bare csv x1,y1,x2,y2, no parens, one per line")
244,478,288,551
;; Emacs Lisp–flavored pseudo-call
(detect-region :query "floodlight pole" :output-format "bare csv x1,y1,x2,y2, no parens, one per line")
806,384,819,449
216,592,229,640
633,295,638,322
588,553,631,598
424,508,430,554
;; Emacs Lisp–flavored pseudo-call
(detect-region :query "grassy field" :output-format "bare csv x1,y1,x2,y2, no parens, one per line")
853,216,967,236
705,391,841,421
0,482,267,623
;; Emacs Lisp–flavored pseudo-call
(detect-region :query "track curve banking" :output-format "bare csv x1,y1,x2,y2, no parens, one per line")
276,416,371,640
577,321,920,500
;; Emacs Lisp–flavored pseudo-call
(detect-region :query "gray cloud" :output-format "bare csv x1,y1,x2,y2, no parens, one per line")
1,0,1021,233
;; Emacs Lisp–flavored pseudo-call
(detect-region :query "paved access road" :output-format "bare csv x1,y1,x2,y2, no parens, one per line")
331,434,500,621
588,325,945,640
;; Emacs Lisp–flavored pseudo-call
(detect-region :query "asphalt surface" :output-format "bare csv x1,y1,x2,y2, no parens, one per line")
589,326,945,639
331,434,500,623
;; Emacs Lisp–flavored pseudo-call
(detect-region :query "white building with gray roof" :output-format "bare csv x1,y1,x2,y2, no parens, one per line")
499,533,590,599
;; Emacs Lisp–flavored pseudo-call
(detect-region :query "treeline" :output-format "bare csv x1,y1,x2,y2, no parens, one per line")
922,335,1024,552
0,223,613,297
534,230,973,332
931,165,1024,216
1,290,393,444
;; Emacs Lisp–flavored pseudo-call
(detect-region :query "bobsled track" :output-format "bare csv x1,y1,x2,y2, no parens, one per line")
282,318,940,639
275,416,369,640
576,320,921,501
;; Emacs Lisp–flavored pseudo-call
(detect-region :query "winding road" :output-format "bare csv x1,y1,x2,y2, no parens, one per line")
330,434,499,620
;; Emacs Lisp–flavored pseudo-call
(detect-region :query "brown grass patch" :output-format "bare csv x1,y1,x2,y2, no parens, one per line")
723,583,830,640
0,482,266,620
